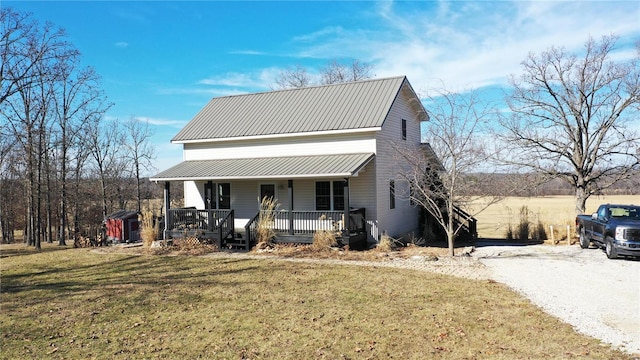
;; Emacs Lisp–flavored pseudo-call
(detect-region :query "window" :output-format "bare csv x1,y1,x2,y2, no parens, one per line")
332,180,345,211
315,182,331,210
401,119,407,140
315,181,346,211
204,182,231,209
389,180,395,209
260,184,275,202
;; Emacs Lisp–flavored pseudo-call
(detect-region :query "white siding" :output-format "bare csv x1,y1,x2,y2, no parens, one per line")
184,181,205,208
348,160,378,241
374,89,424,240
184,133,376,161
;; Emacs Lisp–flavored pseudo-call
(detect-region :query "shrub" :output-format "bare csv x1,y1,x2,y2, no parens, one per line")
505,224,514,241
140,210,159,247
256,197,279,245
516,206,531,241
532,221,548,241
312,230,339,251
377,233,402,251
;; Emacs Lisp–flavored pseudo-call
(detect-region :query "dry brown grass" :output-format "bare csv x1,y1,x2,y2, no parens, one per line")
376,233,402,252
311,229,339,251
255,196,279,245
1,243,634,359
471,195,640,239
139,210,159,247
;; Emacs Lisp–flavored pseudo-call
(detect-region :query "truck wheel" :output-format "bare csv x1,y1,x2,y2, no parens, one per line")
605,237,618,259
579,228,590,249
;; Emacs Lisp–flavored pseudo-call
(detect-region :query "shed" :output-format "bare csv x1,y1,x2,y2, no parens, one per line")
105,210,140,243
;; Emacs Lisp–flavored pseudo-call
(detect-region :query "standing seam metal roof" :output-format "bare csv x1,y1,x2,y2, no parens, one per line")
149,153,375,181
172,76,409,142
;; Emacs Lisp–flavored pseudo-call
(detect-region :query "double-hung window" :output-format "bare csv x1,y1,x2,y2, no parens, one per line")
315,181,346,211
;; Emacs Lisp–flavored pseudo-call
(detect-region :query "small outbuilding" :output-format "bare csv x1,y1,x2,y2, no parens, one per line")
105,210,140,243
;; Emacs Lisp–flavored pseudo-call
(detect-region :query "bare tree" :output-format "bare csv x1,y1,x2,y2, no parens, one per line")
499,35,640,214
320,59,374,85
273,64,312,89
52,59,107,245
85,116,126,220
123,117,156,212
393,87,502,256
273,59,374,89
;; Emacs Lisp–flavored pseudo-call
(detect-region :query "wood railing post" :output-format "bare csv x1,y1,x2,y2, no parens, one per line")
343,178,350,239
163,182,170,239
288,180,294,235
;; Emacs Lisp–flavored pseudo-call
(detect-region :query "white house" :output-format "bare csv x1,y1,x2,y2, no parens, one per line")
151,76,435,249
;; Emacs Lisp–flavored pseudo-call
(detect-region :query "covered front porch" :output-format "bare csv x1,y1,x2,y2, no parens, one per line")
164,206,367,250
150,153,376,250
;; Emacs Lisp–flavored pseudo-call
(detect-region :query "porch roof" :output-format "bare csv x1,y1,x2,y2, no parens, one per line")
150,153,375,182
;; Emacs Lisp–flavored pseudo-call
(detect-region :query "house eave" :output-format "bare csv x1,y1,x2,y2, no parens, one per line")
172,127,382,144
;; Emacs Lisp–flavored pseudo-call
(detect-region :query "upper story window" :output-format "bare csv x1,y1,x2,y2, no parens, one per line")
402,119,407,140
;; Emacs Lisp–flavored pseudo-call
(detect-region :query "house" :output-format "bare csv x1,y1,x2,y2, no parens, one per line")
150,76,437,249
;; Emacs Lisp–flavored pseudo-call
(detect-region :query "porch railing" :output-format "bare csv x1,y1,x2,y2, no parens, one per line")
245,208,367,246
452,205,477,241
166,208,234,236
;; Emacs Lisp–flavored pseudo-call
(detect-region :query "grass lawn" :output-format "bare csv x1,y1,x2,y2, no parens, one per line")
0,243,633,359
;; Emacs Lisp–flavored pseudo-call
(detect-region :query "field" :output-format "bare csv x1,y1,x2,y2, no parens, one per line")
0,243,635,359
471,195,640,239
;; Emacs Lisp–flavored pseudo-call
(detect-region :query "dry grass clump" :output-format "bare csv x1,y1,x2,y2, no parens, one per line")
377,233,402,252
256,196,279,246
139,210,159,247
311,214,340,251
311,230,339,251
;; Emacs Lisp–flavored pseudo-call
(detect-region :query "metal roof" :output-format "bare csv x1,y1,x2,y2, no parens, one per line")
172,76,421,142
150,153,375,182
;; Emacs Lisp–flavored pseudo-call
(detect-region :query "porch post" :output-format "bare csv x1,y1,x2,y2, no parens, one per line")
206,181,213,232
288,180,294,235
163,182,171,240
343,178,350,238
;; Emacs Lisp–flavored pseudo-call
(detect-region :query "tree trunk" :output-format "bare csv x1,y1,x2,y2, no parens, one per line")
575,187,589,215
447,204,455,257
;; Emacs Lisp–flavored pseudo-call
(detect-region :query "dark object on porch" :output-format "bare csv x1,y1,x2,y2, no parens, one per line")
105,210,140,243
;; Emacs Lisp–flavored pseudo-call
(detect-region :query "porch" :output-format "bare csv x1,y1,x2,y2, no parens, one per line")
164,207,368,250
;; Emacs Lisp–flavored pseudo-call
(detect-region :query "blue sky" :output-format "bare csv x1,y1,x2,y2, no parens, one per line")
5,1,640,174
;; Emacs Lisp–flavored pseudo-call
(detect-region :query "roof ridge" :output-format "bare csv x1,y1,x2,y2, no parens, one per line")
213,75,407,100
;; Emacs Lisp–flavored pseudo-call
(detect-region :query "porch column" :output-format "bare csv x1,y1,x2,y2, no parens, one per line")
343,178,350,238
163,182,171,240
288,180,294,235
206,181,213,232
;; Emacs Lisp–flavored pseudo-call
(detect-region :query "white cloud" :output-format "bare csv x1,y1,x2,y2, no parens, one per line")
228,49,266,56
115,41,129,48
292,26,345,42
274,1,639,93
132,116,186,128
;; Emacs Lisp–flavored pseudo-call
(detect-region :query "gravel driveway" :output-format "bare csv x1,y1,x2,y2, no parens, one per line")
472,242,640,355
